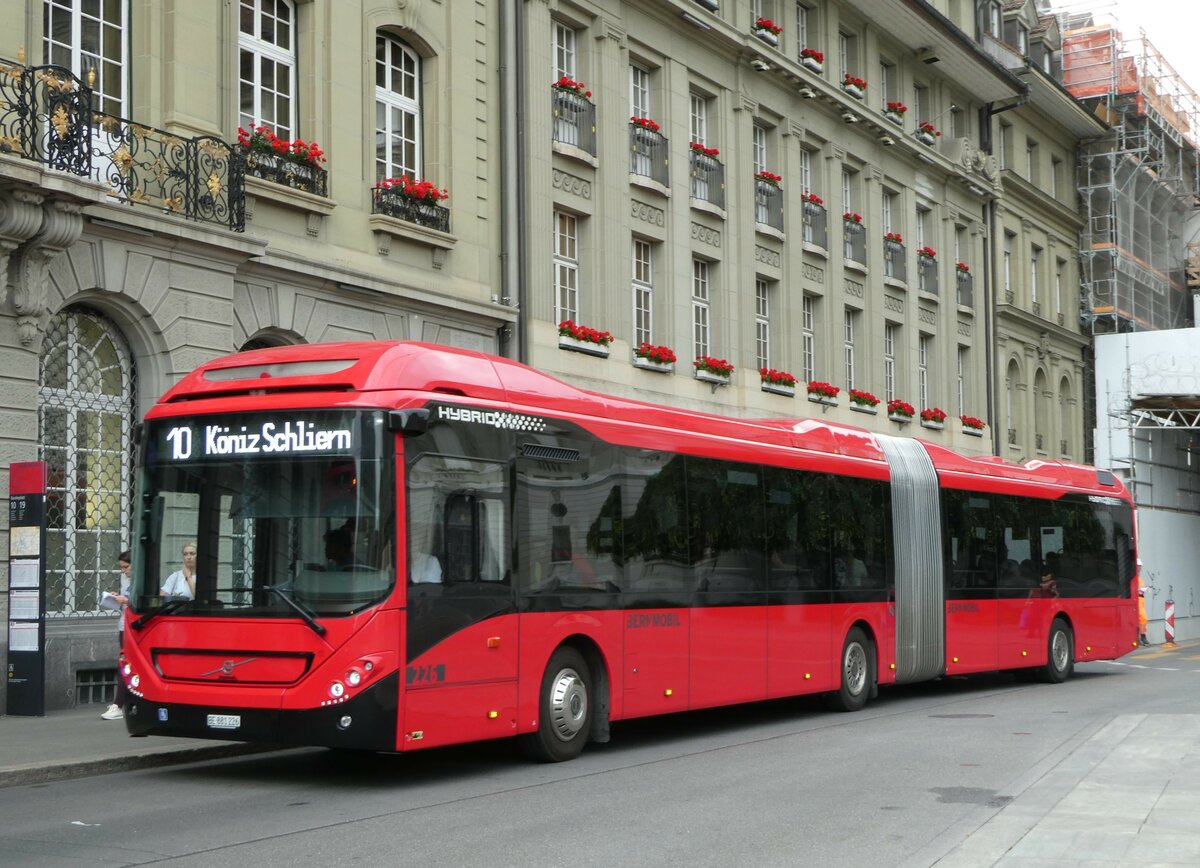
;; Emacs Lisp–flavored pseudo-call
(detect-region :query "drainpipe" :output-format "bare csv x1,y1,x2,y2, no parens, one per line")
499,0,526,361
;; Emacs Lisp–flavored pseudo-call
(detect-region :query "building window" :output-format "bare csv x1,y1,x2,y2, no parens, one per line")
884,324,897,401
39,307,136,616
632,238,653,348
375,34,421,183
838,31,856,80
844,308,857,390
795,3,811,55
954,225,966,265
882,190,897,236
879,61,895,105
690,93,709,145
752,124,768,176
237,0,296,139
1003,231,1015,301
957,345,967,415
554,212,579,324
800,148,814,196
44,0,129,117
630,64,651,120
841,168,854,216
1026,139,1038,183
756,278,772,370
988,1,1002,37
802,295,816,382
949,105,962,139
999,122,1011,169
1051,156,1062,198
916,206,931,251
913,83,928,123
1030,246,1042,311
693,259,711,360
918,334,931,409
553,21,576,80
1056,258,1066,322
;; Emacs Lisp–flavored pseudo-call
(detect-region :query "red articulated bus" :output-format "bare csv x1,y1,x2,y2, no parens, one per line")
123,341,1138,761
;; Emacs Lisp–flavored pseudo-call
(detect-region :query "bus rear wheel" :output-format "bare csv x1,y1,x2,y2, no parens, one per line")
521,647,592,762
824,627,874,712
1037,619,1074,684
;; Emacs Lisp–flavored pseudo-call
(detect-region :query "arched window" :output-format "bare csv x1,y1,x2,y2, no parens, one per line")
238,0,297,140
38,308,137,616
1005,359,1021,447
375,33,421,182
1059,375,1072,456
1034,369,1049,452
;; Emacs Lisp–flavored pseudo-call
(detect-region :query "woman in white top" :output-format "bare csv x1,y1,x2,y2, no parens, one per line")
161,541,198,600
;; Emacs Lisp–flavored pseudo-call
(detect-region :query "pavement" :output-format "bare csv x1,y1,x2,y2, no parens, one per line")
1,642,1198,866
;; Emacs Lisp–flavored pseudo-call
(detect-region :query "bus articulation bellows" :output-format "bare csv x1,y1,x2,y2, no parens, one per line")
122,341,1138,761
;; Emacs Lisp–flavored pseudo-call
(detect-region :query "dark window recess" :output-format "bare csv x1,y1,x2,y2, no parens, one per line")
76,668,118,705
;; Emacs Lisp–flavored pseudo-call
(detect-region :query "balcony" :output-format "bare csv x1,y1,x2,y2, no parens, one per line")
802,201,827,249
372,186,450,233
884,240,907,283
237,144,327,197
956,271,974,307
754,179,783,233
843,219,866,265
629,123,669,188
552,89,597,158
689,150,725,210
918,254,939,295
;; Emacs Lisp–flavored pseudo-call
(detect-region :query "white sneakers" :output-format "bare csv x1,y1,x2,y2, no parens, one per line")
101,703,124,720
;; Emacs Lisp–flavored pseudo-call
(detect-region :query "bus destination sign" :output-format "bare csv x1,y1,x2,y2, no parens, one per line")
163,418,354,461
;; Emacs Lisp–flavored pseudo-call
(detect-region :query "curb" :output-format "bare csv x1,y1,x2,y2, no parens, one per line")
0,742,281,789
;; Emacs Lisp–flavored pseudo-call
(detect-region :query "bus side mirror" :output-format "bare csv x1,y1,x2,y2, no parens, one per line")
389,409,430,436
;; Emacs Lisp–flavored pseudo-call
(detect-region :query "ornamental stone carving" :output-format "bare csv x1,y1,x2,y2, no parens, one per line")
631,200,664,226
957,320,972,337
755,245,781,268
918,307,935,325
884,295,904,314
691,222,721,248
802,263,824,284
552,169,591,200
844,278,864,298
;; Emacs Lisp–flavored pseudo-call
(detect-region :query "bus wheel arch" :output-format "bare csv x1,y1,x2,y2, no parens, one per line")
1037,616,1075,684
564,635,611,745
825,623,876,712
521,636,610,762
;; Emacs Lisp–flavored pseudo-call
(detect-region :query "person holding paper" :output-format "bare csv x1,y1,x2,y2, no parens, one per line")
102,551,132,721
161,541,198,600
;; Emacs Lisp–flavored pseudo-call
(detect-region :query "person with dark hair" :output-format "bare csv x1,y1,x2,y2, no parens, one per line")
102,550,132,721
324,522,355,570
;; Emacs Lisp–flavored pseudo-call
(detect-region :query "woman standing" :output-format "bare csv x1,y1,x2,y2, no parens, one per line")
101,551,132,721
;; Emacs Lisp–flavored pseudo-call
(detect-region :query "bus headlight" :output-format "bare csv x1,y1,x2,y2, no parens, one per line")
329,680,345,698
346,668,363,688
130,674,140,689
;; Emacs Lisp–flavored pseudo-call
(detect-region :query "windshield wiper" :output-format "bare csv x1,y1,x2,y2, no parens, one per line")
130,597,192,631
264,585,326,637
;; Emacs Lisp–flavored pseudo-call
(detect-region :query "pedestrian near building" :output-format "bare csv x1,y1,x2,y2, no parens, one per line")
1137,560,1149,647
102,551,132,720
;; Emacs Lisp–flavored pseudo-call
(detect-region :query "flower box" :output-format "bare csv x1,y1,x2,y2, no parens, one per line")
961,416,987,437
695,369,730,386
552,76,592,100
887,400,915,423
888,413,912,424
808,394,838,407
885,111,905,126
559,335,610,358
920,407,947,430
753,29,779,47
850,404,878,415
920,420,945,431
634,356,673,373
800,49,824,73
694,355,734,383
843,83,864,100
963,427,984,437
693,0,719,10
762,382,795,397
915,130,937,147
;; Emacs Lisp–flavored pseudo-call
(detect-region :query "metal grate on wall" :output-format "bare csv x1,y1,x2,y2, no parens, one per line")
76,668,118,705
38,307,137,617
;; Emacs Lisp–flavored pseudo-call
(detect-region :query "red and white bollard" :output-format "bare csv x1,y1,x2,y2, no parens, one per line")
1164,598,1176,647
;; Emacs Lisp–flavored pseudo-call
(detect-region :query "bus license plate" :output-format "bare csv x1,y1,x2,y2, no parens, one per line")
207,714,241,730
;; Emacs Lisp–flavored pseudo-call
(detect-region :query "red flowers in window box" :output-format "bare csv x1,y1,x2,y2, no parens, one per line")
635,342,677,364
803,192,824,206
884,232,904,244
956,262,971,274
807,380,840,399
376,176,449,201
918,246,937,258
849,388,880,407
960,415,987,430
552,76,592,99
237,125,327,165
695,355,734,377
887,399,915,418
760,367,797,387
690,142,720,157
843,212,863,223
921,407,948,424
558,320,613,346
755,170,783,186
918,121,942,137
842,74,868,90
630,116,661,132
753,17,783,35
800,48,824,63
885,101,908,115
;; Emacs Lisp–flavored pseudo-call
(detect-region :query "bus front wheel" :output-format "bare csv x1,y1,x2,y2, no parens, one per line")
521,646,592,762
825,627,874,712
1037,619,1074,684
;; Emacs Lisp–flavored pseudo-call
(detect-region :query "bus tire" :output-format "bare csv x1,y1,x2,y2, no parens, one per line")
521,647,592,762
825,627,874,712
1037,619,1074,684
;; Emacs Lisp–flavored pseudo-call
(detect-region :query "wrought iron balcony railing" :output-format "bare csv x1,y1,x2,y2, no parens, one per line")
689,151,725,209
956,271,974,307
91,112,243,229
552,90,597,156
918,254,939,295
371,187,451,233
0,58,91,175
802,201,827,248
629,124,669,186
754,179,784,232
884,240,907,282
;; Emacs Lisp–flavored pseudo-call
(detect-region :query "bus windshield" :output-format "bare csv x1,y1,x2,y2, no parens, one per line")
132,410,395,618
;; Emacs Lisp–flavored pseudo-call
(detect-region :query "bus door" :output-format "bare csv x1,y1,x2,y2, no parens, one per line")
401,416,518,749
942,491,998,674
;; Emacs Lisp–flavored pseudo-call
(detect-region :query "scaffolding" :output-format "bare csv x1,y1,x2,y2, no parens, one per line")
1061,17,1200,335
